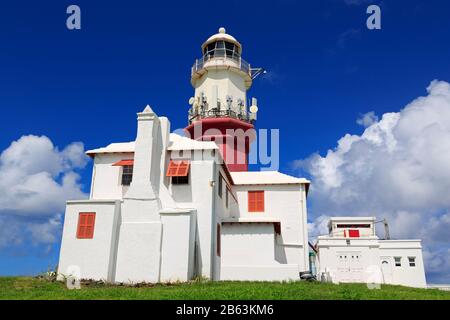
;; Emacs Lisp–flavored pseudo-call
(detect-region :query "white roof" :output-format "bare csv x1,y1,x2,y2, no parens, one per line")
167,133,218,151
329,217,376,222
86,142,135,156
230,171,310,186
85,134,218,157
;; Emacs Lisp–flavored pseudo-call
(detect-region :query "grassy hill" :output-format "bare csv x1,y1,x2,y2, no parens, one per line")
1,277,449,300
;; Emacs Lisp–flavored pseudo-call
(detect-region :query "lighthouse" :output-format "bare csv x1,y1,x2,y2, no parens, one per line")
185,27,262,172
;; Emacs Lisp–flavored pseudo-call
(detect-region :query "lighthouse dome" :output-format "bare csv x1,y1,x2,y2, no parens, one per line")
201,27,242,55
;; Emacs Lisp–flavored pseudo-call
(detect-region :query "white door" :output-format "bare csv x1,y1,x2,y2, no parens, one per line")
337,252,363,283
337,253,350,282
349,253,363,282
380,257,393,284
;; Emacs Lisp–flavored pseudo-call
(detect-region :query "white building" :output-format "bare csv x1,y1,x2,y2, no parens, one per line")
57,28,311,283
315,217,427,288
57,27,427,288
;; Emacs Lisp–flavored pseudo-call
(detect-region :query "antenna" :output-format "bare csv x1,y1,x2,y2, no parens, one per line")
375,218,390,240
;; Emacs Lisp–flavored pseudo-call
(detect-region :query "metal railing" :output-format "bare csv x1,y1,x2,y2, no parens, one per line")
192,50,251,76
188,108,252,124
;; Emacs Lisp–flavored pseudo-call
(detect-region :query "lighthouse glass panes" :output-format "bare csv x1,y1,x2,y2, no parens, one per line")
121,165,133,186
204,41,240,61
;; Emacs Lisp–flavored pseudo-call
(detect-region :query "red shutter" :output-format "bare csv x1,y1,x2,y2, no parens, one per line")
166,160,190,177
112,159,134,166
248,191,264,212
77,213,96,239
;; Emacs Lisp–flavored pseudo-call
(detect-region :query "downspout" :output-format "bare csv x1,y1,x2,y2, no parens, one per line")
210,150,217,280
301,185,309,272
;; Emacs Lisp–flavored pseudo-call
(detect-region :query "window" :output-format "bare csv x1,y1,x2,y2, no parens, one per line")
172,176,189,185
121,165,133,186
218,176,223,198
394,257,402,267
337,224,371,228
112,159,134,186
167,160,190,184
408,257,416,267
248,191,264,212
216,224,221,257
77,213,96,239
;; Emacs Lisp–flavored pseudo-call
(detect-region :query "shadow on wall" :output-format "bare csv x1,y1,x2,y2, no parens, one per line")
275,234,287,264
171,178,193,202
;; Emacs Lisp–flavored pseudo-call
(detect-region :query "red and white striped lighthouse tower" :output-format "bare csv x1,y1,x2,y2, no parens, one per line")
185,27,264,172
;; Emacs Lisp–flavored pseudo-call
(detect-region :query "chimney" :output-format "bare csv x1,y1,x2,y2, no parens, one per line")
124,105,159,200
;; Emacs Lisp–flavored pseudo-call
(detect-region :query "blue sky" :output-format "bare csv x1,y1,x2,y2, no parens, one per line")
1,1,450,283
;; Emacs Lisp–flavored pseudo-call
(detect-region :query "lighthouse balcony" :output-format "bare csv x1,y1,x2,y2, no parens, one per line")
191,51,251,79
188,108,252,125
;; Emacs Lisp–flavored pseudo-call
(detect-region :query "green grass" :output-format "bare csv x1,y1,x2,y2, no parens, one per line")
1,277,449,300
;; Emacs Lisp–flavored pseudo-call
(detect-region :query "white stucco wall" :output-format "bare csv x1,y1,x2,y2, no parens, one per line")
57,200,121,282
316,237,427,288
194,69,248,113
231,184,309,273
316,238,381,284
168,149,217,280
160,210,197,282
220,223,300,281
90,153,134,200
379,240,427,288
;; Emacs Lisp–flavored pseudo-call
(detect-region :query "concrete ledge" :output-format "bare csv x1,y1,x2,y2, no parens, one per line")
67,199,121,205
159,208,195,215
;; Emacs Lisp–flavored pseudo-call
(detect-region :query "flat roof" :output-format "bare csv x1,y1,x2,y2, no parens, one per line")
230,171,310,186
86,142,135,157
329,217,376,222
85,133,218,158
167,133,218,151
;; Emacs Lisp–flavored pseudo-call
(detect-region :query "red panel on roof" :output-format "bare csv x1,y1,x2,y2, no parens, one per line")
348,229,360,238
112,159,134,166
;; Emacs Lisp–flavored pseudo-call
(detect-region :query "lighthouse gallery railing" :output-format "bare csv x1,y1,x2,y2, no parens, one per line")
191,51,251,76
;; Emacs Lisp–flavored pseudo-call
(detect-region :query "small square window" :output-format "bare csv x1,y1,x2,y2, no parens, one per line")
394,257,402,267
408,257,416,267
172,175,189,185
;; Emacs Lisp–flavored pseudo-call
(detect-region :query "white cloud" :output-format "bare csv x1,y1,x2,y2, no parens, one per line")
357,111,379,127
0,135,89,248
295,80,450,283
